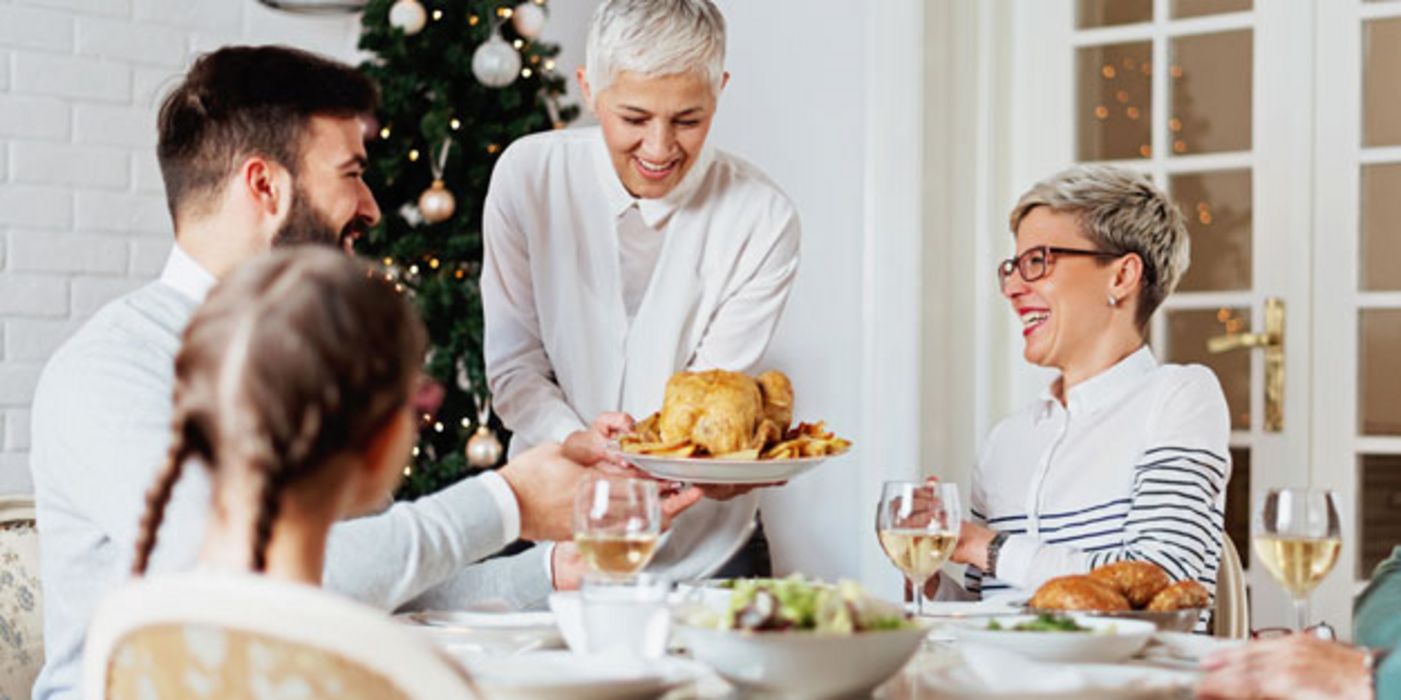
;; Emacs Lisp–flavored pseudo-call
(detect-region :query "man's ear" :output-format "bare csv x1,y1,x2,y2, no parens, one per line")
239,155,293,221
720,71,730,93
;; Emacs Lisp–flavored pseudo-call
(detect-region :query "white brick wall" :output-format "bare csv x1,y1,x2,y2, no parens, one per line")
0,0,362,495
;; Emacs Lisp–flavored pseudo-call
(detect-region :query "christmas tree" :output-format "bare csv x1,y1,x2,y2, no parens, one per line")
356,0,579,499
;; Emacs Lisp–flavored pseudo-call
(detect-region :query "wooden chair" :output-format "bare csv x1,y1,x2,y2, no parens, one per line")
83,572,479,700
0,494,43,699
1215,536,1250,638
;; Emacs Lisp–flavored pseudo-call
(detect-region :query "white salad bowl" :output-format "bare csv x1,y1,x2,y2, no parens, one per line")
675,622,929,699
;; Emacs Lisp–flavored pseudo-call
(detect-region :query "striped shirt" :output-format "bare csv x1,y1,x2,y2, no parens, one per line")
959,346,1231,629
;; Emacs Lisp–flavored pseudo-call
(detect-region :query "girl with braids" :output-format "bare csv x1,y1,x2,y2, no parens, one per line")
130,245,426,583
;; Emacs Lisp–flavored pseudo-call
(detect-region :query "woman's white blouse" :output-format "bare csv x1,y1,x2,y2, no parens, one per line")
966,346,1232,614
480,126,801,580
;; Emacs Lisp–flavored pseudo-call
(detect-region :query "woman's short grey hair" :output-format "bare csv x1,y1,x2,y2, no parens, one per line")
585,0,726,96
1009,164,1190,329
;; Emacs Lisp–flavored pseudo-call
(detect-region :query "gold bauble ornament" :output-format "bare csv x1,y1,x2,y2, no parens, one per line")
418,179,456,224
465,425,504,467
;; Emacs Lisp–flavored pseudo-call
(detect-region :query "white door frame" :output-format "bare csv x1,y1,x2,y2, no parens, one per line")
858,0,929,590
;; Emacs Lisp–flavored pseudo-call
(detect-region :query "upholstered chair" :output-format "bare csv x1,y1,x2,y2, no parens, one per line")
84,573,478,700
0,494,43,700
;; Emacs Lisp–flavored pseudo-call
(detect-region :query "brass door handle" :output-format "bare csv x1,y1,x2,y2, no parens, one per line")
1207,331,1280,353
1203,298,1285,432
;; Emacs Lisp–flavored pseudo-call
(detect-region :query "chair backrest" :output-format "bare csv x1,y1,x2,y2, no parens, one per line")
1215,535,1250,638
0,494,43,700
83,572,479,700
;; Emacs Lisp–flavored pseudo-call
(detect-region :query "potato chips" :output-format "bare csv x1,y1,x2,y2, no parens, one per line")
620,415,851,461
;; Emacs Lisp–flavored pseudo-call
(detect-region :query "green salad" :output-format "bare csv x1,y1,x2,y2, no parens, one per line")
987,613,1091,632
693,575,913,634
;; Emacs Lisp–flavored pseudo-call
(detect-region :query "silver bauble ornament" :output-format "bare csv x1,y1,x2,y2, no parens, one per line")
388,0,427,35
466,425,504,467
512,2,547,39
472,33,522,88
418,179,456,224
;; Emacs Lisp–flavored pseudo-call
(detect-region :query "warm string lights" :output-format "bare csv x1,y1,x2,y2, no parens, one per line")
1088,50,1198,160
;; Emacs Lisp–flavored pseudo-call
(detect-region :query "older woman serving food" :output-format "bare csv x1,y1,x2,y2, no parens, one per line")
940,165,1231,630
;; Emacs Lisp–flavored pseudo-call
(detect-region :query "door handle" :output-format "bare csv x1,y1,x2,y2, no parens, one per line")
1206,331,1279,353
1206,298,1284,432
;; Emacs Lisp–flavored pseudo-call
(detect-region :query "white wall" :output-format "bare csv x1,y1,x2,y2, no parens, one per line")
0,0,362,494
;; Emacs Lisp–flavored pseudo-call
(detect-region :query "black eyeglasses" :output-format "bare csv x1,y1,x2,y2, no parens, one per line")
996,245,1125,287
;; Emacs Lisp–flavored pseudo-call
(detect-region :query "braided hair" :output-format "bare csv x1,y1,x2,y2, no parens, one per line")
131,247,426,575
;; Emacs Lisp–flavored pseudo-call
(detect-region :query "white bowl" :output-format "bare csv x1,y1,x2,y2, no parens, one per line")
951,615,1156,664
675,623,929,699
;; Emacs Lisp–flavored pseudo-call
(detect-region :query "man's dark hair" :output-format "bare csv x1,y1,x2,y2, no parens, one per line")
156,45,378,224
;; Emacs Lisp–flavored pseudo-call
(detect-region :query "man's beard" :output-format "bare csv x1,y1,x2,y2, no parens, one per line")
271,184,371,252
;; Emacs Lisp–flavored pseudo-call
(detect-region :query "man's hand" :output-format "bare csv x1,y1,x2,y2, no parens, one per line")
1197,634,1373,700
498,443,600,542
551,541,587,591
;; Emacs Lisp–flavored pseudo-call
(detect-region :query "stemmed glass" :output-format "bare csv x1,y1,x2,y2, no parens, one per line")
876,481,962,616
1252,488,1343,630
573,476,662,577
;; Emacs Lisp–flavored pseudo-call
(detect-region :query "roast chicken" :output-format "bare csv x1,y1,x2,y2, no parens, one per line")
657,369,795,456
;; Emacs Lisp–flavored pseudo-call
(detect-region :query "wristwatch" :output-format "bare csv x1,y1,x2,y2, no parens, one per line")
985,531,1011,578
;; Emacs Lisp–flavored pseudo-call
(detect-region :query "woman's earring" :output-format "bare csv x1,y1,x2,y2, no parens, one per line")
1108,295,1118,307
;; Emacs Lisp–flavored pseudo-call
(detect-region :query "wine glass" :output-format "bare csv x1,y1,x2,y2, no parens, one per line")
876,481,962,616
573,476,662,577
1252,488,1343,630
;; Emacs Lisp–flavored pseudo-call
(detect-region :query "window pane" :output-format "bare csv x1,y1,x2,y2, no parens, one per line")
1165,307,1251,430
1173,0,1252,19
1078,41,1154,161
1078,0,1153,29
1364,18,1401,146
1360,454,1401,578
1226,447,1251,569
1361,310,1401,436
1360,164,1401,290
1170,30,1253,155
1171,169,1253,291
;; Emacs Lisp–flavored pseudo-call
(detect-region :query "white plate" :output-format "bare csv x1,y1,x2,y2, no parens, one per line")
458,651,704,700
951,615,1156,664
615,451,841,485
396,610,563,654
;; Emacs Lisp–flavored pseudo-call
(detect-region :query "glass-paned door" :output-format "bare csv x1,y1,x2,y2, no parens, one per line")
1010,0,1320,631
1313,0,1401,636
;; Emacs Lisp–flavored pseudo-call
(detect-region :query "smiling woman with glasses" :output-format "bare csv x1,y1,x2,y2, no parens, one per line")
932,164,1233,633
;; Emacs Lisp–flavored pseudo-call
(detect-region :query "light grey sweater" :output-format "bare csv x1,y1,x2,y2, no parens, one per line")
29,275,550,700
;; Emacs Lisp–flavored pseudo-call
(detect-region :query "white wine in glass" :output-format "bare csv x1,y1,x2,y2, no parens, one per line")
574,532,660,575
573,477,662,577
878,530,958,586
876,481,962,616
1252,488,1342,630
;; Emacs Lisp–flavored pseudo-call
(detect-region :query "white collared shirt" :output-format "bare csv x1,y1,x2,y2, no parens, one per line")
481,126,801,580
960,346,1231,625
